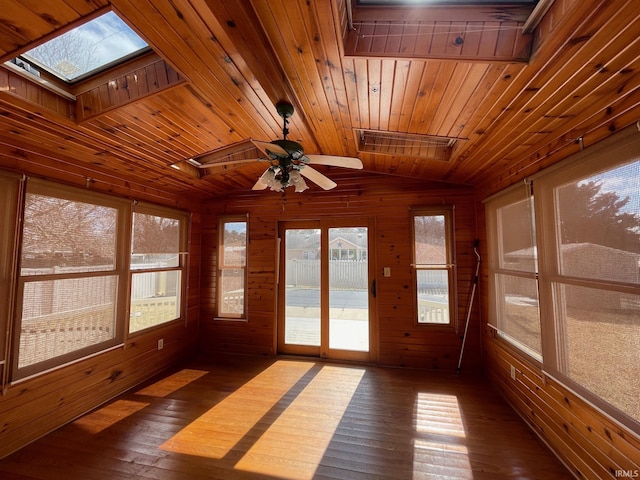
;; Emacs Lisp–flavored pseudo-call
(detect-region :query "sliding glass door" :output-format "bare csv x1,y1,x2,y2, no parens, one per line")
278,220,374,361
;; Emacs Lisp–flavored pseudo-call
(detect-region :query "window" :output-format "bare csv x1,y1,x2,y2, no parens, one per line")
412,208,455,325
536,129,639,428
14,181,129,379
487,126,640,431
129,205,188,333
7,178,190,380
486,183,541,360
15,11,148,83
217,217,248,319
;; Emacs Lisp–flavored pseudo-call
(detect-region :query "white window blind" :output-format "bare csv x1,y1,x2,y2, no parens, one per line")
486,182,541,360
129,205,187,333
536,128,640,427
15,181,128,377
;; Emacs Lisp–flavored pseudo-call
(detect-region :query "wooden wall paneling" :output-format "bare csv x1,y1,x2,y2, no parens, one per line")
486,336,640,478
0,69,74,120
0,142,204,210
186,211,203,332
75,58,185,122
199,173,480,370
486,341,601,479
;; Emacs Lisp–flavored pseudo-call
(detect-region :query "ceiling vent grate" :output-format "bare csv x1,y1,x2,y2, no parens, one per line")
355,129,459,162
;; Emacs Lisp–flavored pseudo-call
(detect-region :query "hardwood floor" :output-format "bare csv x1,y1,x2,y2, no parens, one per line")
0,356,573,479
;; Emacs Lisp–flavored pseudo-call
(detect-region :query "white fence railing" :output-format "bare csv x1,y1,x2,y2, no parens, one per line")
129,296,178,332
19,303,115,368
286,260,368,289
418,297,449,324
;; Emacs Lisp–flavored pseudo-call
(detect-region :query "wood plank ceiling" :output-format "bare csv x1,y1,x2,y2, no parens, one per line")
0,0,638,199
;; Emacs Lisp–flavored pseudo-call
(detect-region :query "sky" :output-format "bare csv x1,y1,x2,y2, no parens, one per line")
588,159,639,216
24,11,147,81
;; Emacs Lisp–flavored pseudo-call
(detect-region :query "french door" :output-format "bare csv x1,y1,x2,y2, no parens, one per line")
277,219,375,362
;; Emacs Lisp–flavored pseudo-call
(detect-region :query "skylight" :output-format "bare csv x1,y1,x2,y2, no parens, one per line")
20,11,148,83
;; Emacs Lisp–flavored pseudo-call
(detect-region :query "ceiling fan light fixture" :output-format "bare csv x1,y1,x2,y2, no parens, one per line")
257,168,283,191
289,170,309,192
258,166,308,192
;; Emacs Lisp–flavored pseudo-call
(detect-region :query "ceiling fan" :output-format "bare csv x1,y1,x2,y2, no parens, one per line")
195,101,363,192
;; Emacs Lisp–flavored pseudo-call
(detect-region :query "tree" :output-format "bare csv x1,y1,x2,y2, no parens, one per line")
22,194,117,268
26,29,98,80
132,213,180,255
557,179,639,252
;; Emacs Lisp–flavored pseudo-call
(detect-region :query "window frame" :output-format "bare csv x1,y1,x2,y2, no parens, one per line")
485,183,542,362
12,179,131,380
216,215,248,320
128,202,189,334
14,10,149,85
486,125,640,434
534,128,640,432
411,207,457,327
0,172,22,387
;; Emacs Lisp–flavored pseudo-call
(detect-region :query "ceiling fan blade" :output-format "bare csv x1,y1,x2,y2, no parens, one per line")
198,158,262,168
305,155,363,169
252,168,272,190
251,139,288,157
252,178,269,190
194,138,265,166
299,166,337,190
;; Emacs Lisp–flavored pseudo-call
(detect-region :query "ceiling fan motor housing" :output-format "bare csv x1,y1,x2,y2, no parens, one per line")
275,101,295,119
270,139,306,161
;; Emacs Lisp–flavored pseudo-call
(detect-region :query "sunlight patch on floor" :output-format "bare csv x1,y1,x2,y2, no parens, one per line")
413,393,472,479
160,360,315,459
235,365,365,479
135,369,209,398
73,399,149,434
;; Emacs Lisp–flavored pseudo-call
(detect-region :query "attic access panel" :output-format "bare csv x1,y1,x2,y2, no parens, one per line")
18,11,148,84
356,130,459,162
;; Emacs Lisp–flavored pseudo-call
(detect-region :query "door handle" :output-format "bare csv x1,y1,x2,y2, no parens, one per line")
371,279,376,298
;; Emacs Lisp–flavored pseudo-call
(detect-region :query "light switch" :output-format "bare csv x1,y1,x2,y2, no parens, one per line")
383,267,391,277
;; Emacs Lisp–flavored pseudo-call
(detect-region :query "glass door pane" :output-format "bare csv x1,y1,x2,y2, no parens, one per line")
328,227,369,352
284,229,321,346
